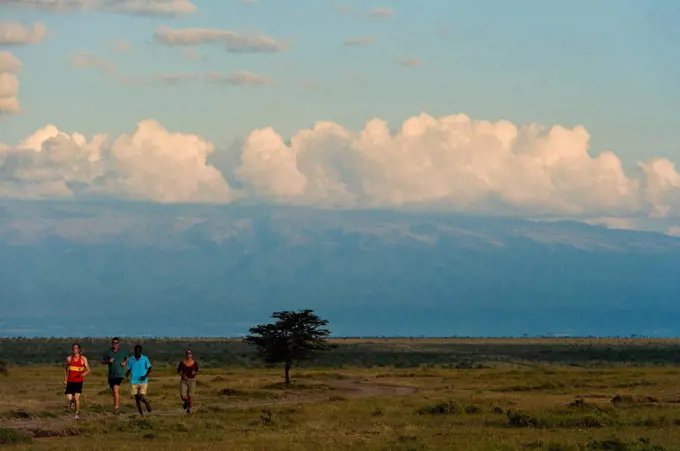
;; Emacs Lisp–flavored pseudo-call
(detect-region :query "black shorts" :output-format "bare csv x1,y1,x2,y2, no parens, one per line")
108,377,123,389
65,382,83,395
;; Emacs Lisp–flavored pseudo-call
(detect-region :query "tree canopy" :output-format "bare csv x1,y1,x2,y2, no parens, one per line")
243,309,332,384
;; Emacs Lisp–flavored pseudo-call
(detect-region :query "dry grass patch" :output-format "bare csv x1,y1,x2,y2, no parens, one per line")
1,365,680,450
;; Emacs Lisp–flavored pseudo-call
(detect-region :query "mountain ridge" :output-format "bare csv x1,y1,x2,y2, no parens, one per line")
0,202,678,338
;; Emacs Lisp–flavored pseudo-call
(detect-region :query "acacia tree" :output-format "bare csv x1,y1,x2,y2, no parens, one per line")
243,309,332,384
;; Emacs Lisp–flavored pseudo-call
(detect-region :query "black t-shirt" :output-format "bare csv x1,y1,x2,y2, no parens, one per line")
178,361,199,379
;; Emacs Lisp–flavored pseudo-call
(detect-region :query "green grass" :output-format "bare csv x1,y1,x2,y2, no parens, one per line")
3,341,680,450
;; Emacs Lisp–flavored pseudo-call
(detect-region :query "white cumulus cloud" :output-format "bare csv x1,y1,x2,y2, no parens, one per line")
0,22,48,45
638,158,680,218
1,113,680,224
0,51,22,73
233,114,645,216
0,51,21,115
0,120,231,203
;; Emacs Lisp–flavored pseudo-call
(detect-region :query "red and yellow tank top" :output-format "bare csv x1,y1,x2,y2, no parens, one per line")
67,355,85,383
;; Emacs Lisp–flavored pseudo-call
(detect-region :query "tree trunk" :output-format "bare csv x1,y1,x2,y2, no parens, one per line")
284,361,291,384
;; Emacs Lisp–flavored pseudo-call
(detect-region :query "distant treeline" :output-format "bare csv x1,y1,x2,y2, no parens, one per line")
2,338,680,368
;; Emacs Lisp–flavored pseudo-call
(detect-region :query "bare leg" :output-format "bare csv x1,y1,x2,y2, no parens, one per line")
134,394,144,415
112,385,120,410
139,394,152,412
73,393,81,418
65,394,74,411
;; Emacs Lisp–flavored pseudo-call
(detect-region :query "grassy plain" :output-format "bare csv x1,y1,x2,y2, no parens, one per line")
2,338,680,450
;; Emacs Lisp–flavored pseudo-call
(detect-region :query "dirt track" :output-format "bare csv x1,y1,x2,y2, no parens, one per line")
0,379,418,431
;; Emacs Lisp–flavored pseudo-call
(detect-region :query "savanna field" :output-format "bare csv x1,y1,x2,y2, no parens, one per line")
2,338,680,450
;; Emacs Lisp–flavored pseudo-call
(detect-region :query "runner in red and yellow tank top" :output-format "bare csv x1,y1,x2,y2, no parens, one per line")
67,354,85,383
63,343,90,419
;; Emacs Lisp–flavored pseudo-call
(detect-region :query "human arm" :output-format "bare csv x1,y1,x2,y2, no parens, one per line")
143,361,152,380
82,357,91,378
177,362,186,379
63,357,70,384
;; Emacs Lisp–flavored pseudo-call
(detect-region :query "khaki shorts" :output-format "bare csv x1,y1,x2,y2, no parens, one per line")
180,378,196,397
131,383,148,396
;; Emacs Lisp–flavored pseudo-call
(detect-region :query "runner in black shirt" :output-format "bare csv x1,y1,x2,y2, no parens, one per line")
177,349,199,414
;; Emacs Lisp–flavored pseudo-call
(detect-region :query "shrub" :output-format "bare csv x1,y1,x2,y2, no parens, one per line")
569,415,605,429
416,400,463,415
584,437,666,450
136,419,154,430
506,410,547,428
611,394,635,405
28,427,80,438
0,428,32,445
4,411,31,420
585,438,628,450
568,398,588,408
464,404,480,414
545,444,574,451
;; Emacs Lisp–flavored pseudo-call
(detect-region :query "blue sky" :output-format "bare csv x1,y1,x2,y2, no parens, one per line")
1,0,679,232
2,0,678,165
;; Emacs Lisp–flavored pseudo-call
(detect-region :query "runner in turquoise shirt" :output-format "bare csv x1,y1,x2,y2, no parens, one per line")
125,344,152,416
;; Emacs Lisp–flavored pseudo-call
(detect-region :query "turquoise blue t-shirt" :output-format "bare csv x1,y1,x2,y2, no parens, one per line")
126,355,151,384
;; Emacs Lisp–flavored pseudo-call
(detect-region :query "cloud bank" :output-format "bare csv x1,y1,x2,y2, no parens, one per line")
1,113,679,224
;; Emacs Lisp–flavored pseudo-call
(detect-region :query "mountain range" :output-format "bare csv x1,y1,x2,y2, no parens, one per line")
1,200,679,338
